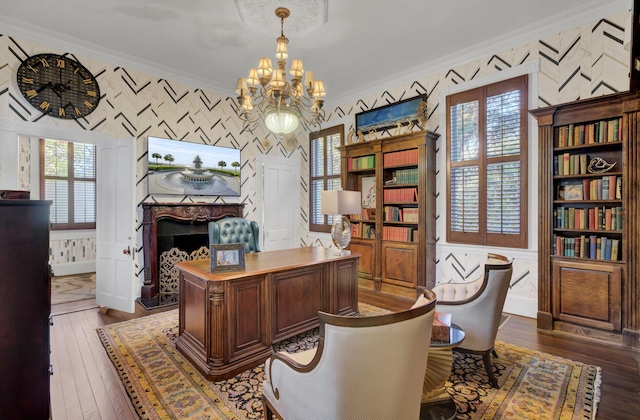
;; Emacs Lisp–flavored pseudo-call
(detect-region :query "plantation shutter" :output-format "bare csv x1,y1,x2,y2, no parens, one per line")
41,139,97,230
309,125,344,233
446,75,527,248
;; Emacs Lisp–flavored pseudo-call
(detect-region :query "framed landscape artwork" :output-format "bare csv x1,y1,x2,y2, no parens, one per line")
355,95,426,133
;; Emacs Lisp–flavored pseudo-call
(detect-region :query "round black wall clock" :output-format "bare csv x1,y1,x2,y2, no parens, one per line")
17,53,101,119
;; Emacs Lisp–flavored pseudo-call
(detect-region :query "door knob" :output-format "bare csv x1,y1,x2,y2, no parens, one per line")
123,246,131,255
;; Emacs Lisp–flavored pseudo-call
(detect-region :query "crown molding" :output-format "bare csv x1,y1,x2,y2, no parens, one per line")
0,15,235,97
325,0,630,108
1,0,630,108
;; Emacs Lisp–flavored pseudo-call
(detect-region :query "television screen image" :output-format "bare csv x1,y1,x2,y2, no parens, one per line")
147,137,241,196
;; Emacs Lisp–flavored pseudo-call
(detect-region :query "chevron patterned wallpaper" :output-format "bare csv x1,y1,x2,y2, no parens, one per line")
0,9,630,312
323,11,629,307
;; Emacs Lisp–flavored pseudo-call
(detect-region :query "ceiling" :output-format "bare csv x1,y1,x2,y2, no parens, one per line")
0,0,630,106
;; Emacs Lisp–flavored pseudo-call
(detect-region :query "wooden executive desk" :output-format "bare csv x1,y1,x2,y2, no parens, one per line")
175,246,360,381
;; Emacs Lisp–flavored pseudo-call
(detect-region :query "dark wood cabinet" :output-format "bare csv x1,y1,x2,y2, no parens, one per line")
531,92,640,349
0,199,52,418
339,130,439,297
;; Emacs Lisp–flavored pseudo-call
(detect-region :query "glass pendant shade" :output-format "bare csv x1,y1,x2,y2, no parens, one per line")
264,107,300,135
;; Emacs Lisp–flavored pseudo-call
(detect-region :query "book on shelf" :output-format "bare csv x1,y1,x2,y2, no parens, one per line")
383,149,419,167
351,207,375,221
394,167,419,184
603,237,612,260
363,224,375,239
553,233,620,261
611,239,619,261
383,188,418,202
382,225,415,242
557,117,622,147
347,155,376,170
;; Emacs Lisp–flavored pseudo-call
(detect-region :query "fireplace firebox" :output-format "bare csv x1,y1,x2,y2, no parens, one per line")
141,203,244,301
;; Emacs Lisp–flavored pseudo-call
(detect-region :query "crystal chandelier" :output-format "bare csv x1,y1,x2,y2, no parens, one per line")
235,7,326,136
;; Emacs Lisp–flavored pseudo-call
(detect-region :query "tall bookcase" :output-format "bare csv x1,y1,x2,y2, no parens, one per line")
339,130,439,297
531,92,640,349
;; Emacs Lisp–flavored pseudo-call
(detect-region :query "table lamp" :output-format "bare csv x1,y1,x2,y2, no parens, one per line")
321,190,362,255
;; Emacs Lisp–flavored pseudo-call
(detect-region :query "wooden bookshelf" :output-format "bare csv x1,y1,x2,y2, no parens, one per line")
339,130,439,297
531,91,640,349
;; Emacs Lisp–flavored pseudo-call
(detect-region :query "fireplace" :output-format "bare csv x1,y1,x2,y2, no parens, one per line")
141,203,244,302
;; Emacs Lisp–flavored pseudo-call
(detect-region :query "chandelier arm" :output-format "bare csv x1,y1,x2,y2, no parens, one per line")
234,6,325,135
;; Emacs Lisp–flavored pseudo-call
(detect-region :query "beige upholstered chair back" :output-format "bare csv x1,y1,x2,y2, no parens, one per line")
431,253,512,388
433,254,512,352
262,293,436,420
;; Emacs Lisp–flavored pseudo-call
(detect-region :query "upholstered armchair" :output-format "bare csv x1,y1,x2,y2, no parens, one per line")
262,291,437,420
431,253,513,388
208,217,260,254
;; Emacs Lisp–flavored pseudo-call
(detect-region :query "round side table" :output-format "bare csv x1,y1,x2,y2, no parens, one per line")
420,323,465,420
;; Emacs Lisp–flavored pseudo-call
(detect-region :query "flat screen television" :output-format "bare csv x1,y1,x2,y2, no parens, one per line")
147,136,241,196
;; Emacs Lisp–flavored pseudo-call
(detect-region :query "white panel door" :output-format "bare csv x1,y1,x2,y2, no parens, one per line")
256,155,300,251
96,138,137,313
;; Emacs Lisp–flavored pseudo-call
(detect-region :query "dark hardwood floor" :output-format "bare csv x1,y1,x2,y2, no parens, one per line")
49,289,640,419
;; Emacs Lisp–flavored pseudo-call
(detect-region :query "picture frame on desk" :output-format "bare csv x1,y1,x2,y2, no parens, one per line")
210,244,245,272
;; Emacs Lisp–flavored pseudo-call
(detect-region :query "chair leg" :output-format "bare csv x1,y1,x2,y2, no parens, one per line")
492,349,498,358
262,395,274,419
483,351,499,388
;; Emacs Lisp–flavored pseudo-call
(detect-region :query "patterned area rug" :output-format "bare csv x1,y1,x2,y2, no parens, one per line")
51,272,96,304
97,307,600,420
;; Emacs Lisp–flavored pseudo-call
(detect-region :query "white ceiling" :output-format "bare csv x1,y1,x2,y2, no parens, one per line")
0,0,630,106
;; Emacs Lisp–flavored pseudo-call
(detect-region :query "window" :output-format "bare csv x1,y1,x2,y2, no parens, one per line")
446,75,528,248
40,139,96,230
309,124,344,233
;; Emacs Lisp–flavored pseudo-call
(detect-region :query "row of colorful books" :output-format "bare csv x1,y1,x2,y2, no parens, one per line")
351,222,376,239
383,149,418,167
554,206,623,231
558,176,621,201
350,208,374,221
382,226,418,242
383,188,418,202
392,167,419,184
553,153,591,176
347,155,375,170
556,117,622,147
553,234,620,261
383,206,418,222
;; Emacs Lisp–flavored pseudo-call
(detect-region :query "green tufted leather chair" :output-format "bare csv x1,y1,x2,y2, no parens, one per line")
208,217,261,254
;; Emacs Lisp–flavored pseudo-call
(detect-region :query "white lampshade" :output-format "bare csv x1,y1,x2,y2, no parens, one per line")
304,70,315,89
235,78,249,95
312,80,326,98
321,190,362,215
290,59,303,78
247,68,259,85
271,68,285,89
264,107,300,135
257,57,273,76
276,37,289,59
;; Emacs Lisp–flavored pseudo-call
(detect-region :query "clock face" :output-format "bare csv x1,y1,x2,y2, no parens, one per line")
17,53,101,119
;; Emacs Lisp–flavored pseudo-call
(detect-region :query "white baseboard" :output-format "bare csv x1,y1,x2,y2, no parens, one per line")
51,261,96,277
503,295,537,319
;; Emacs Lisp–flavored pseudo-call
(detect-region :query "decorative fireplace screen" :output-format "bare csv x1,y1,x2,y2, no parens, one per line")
158,246,210,294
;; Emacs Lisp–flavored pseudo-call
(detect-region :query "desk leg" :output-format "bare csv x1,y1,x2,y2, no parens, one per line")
420,347,457,420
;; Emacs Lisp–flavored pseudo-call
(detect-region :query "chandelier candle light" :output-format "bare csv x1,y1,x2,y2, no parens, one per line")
321,190,362,256
235,7,326,136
